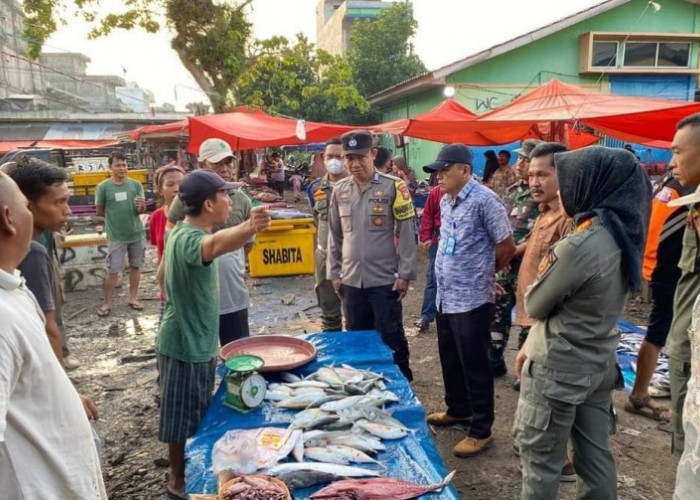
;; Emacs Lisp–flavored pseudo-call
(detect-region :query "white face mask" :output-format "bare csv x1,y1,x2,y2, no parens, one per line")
325,159,344,175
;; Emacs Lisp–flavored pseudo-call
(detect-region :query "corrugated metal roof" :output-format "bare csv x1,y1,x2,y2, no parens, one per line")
0,123,52,140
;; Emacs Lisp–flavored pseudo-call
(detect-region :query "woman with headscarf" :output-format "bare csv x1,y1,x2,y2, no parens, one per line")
513,146,651,500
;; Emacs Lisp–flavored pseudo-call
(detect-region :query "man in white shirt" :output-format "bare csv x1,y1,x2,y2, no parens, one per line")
0,171,107,499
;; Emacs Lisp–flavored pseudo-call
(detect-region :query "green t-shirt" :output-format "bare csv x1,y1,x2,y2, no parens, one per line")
95,178,145,243
168,188,252,230
157,222,219,362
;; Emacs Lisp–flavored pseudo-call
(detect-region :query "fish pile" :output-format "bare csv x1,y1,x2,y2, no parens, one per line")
617,332,670,394
260,364,417,489
219,475,288,500
309,471,456,499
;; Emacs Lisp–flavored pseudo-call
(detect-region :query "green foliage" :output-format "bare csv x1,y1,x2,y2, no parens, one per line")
21,0,253,112
347,0,427,98
236,34,370,124
20,0,370,121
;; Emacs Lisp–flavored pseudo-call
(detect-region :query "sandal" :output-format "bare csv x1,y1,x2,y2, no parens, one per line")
623,395,671,422
97,306,110,317
128,302,144,311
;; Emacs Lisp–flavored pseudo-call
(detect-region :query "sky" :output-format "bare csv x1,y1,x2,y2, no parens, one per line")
44,0,607,111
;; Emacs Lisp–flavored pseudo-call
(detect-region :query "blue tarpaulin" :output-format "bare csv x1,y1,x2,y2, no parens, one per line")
617,320,651,391
185,330,459,499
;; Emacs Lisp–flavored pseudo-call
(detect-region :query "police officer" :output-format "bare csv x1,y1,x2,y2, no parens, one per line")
307,138,348,332
514,147,650,500
490,139,542,380
327,130,417,381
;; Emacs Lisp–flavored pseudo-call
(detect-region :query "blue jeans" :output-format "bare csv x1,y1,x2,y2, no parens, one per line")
419,244,438,323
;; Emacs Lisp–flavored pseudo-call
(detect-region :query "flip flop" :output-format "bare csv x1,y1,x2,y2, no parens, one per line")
128,302,144,311
97,307,110,317
623,395,671,422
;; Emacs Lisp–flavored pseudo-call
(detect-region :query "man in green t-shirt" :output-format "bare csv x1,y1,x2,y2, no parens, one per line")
95,152,146,317
156,169,270,499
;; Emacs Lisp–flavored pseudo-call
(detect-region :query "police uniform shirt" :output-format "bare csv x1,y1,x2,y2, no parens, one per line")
327,171,417,287
524,217,627,374
307,175,337,251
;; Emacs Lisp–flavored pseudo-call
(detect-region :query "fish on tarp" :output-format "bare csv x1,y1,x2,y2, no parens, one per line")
290,409,339,430
277,393,328,410
280,372,302,383
275,469,338,490
322,444,385,468
309,471,456,499
354,420,411,440
264,462,383,480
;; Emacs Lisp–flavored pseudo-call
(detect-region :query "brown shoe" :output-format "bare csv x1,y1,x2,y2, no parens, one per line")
426,412,472,427
453,435,492,457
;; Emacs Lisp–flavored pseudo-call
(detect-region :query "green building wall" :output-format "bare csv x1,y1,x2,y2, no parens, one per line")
378,0,700,178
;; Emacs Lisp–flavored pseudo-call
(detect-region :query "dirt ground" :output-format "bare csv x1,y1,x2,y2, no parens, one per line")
64,216,675,499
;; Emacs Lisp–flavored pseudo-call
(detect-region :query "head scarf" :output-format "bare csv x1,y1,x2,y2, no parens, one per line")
554,146,651,292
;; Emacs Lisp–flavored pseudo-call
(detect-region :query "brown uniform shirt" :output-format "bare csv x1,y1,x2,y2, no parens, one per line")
515,202,570,326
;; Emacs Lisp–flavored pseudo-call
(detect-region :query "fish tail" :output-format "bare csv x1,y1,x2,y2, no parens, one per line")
440,470,456,488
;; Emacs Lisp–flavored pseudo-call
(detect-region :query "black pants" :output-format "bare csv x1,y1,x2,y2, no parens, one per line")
342,284,412,381
273,180,285,197
219,309,250,346
436,302,495,439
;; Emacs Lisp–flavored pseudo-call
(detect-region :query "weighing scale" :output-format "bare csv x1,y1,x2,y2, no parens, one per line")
224,354,267,413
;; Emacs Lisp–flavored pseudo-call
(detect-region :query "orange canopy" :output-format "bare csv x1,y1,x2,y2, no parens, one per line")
370,99,530,145
475,79,700,142
129,120,189,140
187,107,355,153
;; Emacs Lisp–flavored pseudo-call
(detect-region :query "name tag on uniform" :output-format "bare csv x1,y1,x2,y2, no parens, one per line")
115,192,128,202
445,236,456,256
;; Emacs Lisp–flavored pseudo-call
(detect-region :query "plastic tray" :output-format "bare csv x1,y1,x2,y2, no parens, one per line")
219,335,317,372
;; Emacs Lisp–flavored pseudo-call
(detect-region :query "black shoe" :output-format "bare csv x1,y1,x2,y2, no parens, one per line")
413,320,430,331
491,362,507,378
512,379,521,392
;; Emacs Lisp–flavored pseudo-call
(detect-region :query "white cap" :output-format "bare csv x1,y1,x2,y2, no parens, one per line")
668,184,700,207
198,138,234,163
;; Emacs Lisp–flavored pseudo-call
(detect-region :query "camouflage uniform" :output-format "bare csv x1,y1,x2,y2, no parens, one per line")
490,179,539,375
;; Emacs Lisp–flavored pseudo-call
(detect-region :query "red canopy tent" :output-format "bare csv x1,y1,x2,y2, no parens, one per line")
187,107,355,153
0,139,121,156
474,79,700,144
370,99,530,145
129,120,189,141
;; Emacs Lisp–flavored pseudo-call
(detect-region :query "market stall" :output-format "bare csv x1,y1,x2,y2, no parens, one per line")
185,330,459,499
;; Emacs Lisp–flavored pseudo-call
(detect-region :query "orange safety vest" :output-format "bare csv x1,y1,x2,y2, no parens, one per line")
642,184,686,282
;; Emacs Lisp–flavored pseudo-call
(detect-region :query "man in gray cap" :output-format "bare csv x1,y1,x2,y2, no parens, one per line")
425,143,515,457
490,139,542,382
327,130,417,381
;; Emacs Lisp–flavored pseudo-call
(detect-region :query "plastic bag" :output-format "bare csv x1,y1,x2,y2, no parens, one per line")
212,427,301,475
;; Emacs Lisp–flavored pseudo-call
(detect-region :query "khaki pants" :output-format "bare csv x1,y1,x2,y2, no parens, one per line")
514,359,620,500
314,247,342,332
670,358,691,461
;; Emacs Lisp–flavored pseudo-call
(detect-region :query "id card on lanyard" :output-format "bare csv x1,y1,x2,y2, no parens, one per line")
445,221,456,256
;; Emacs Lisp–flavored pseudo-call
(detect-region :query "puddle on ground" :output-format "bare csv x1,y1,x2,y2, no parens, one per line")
106,315,159,337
